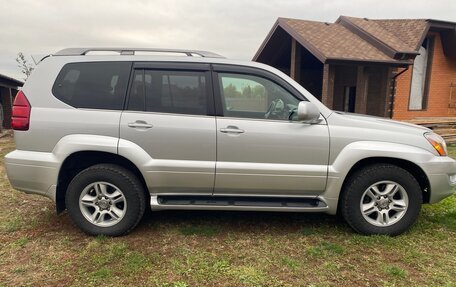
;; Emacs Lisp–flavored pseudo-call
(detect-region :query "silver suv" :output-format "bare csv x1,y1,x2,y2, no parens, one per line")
5,48,456,236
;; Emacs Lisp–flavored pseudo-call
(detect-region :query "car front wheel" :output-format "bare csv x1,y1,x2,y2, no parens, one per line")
340,164,422,236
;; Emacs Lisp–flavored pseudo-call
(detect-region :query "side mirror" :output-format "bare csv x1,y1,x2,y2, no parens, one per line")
297,101,320,122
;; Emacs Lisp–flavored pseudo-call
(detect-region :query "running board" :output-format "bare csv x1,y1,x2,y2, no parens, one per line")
150,195,328,212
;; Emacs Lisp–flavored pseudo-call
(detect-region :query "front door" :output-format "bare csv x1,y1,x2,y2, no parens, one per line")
119,63,216,195
213,65,330,196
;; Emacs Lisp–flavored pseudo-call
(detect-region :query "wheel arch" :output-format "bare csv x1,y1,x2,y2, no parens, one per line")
56,151,149,214
338,157,431,209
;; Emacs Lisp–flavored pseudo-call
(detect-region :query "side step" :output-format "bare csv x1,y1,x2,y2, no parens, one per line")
150,195,328,212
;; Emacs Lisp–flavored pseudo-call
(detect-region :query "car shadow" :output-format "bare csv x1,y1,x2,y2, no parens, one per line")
136,209,350,236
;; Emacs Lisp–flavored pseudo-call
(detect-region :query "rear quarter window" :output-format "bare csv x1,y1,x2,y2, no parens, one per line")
52,62,132,110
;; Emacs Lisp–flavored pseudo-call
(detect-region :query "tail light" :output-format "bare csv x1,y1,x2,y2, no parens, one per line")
12,90,31,131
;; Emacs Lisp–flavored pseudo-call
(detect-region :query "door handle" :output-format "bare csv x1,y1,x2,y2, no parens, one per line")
128,120,153,129
220,126,245,134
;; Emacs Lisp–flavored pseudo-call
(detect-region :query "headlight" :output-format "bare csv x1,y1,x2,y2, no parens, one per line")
424,132,447,156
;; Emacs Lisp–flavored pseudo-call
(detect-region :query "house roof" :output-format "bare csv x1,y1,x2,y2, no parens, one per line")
363,18,429,51
281,18,397,63
340,16,428,53
0,73,23,88
253,16,456,65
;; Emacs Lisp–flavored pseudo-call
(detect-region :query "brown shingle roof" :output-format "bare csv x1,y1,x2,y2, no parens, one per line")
254,16,440,65
281,18,394,62
371,19,429,51
341,16,419,52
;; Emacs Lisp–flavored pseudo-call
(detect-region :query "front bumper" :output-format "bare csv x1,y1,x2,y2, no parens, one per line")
420,155,456,203
4,150,59,201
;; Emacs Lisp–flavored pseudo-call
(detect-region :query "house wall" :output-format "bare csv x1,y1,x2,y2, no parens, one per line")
331,64,389,117
366,66,391,117
393,32,456,120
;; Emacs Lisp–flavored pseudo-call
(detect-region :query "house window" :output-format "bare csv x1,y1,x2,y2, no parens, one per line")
409,37,434,110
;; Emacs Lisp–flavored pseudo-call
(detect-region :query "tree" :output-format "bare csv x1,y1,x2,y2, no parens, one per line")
16,52,34,80
242,85,252,98
223,83,240,98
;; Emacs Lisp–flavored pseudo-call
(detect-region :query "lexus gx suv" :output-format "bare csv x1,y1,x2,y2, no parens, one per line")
5,48,456,236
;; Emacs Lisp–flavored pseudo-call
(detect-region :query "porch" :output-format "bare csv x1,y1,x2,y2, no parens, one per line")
256,33,396,117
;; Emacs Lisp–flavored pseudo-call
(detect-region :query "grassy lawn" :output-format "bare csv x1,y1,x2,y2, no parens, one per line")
0,135,455,286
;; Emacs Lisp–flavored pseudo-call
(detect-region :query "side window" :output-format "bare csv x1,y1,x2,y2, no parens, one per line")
127,70,208,115
218,73,300,120
52,62,131,110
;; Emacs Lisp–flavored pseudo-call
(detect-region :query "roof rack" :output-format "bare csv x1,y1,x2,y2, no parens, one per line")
53,48,225,58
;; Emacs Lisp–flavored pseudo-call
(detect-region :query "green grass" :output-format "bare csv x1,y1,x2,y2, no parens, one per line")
178,225,220,236
1,216,24,232
307,241,344,257
384,265,408,278
11,237,29,248
87,267,112,283
0,135,455,286
448,143,456,158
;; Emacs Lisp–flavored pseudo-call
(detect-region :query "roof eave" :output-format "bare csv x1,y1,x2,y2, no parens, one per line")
427,19,456,29
252,19,281,61
0,74,24,88
326,57,412,67
415,22,431,51
275,18,327,63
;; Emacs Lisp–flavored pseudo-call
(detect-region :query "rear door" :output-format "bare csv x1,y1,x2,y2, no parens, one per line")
213,64,330,196
119,62,216,195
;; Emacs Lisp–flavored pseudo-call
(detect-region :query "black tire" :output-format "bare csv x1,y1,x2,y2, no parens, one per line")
65,164,147,236
340,164,422,236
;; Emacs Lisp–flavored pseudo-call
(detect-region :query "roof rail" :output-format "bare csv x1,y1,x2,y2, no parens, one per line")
53,48,225,58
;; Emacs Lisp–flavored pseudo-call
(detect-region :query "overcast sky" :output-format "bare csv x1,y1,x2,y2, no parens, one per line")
1,0,455,81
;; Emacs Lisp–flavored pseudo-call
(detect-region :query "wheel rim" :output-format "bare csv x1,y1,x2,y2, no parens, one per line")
360,180,409,227
79,181,127,227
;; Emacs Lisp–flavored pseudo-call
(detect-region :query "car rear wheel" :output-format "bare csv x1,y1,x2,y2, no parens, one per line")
341,164,422,236
66,164,147,236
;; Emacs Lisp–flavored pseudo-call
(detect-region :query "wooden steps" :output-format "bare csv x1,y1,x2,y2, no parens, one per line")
405,117,456,143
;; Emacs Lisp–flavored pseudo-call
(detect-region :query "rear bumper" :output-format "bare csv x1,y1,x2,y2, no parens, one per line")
420,156,456,203
4,150,59,201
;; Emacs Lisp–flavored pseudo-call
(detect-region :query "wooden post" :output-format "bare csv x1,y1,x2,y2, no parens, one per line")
383,67,393,118
321,64,335,108
355,66,368,114
290,38,301,81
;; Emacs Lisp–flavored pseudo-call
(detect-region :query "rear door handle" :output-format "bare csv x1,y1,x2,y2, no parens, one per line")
128,120,153,129
220,126,245,134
